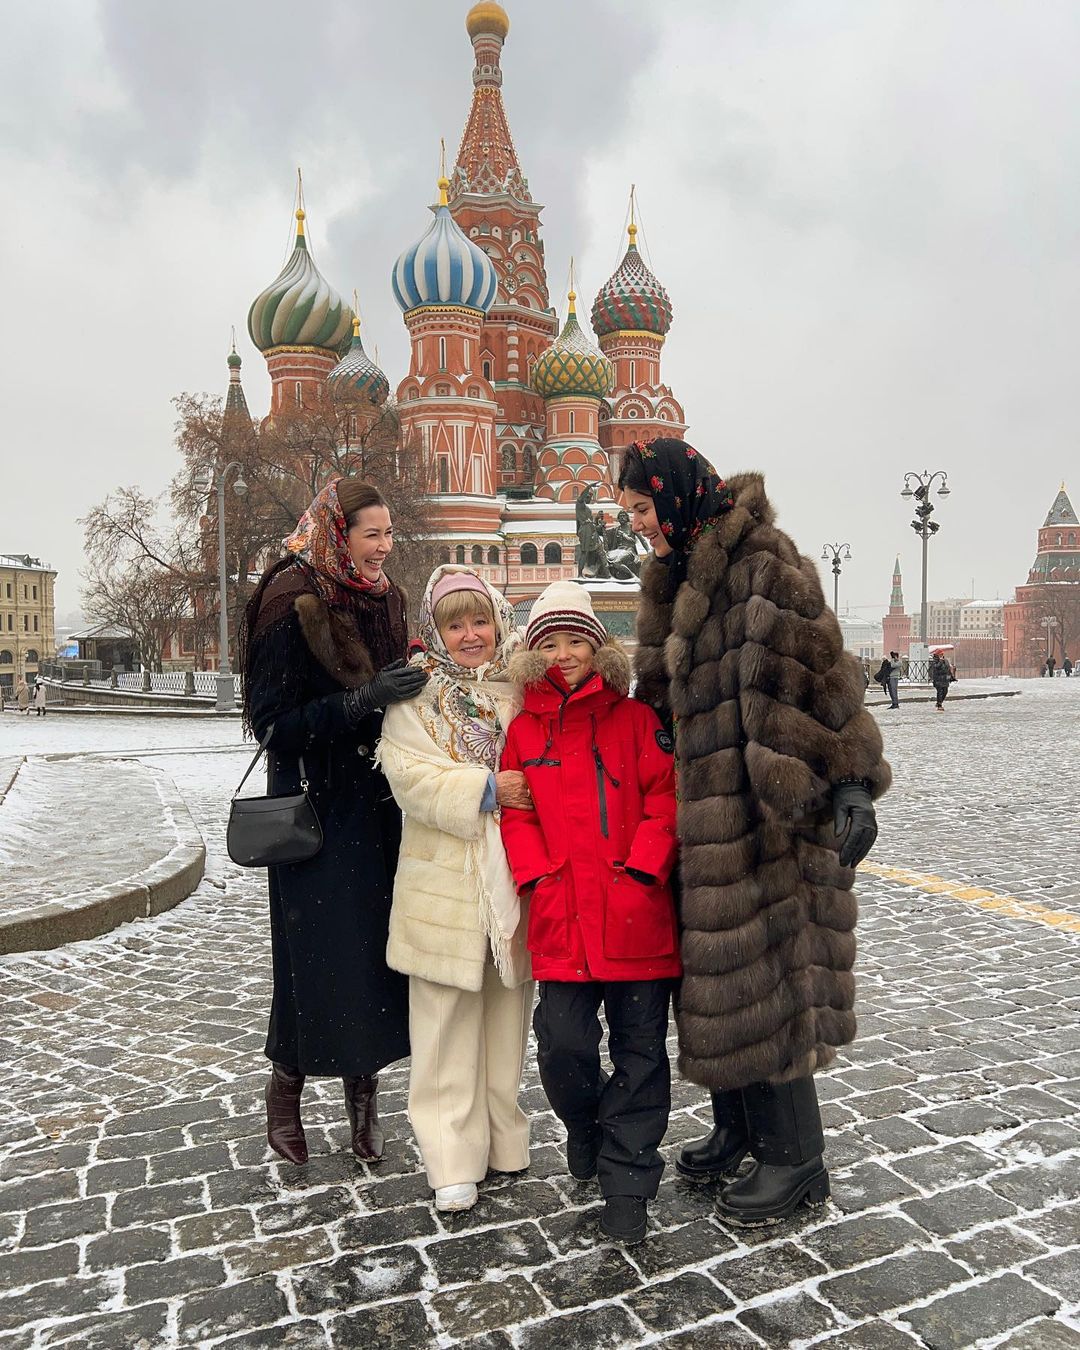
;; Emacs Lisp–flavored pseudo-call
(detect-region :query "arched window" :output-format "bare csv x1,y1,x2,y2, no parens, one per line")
294,381,303,407
25,649,38,664
523,448,536,475
629,360,636,387
408,387,419,400
568,411,576,434
438,459,450,493
520,543,538,565
488,546,500,565
0,650,13,665
455,545,466,565
439,337,447,370
501,445,516,471
471,545,484,564
482,360,492,380
544,543,563,565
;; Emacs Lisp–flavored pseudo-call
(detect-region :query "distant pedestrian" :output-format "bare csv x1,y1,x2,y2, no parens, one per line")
32,681,47,717
1064,657,1074,678
1046,655,1056,678
929,651,956,710
874,657,891,697
15,678,30,715
886,651,901,709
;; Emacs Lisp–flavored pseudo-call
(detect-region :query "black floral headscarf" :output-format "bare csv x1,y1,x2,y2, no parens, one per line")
629,438,734,566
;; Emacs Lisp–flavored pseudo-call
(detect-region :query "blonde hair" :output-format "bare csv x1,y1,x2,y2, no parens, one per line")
434,590,495,631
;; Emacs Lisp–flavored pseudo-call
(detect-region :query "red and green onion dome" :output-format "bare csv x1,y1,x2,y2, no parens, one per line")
327,317,390,407
591,223,673,339
248,208,353,353
532,292,614,401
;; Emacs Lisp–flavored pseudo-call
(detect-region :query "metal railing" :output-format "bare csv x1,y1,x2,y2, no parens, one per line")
41,665,242,701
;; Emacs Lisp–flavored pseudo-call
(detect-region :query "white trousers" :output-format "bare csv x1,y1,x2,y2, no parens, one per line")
408,964,534,1189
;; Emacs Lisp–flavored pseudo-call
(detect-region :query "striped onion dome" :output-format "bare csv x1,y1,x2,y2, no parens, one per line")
392,178,499,315
532,292,614,401
591,222,673,338
327,317,390,407
248,208,353,353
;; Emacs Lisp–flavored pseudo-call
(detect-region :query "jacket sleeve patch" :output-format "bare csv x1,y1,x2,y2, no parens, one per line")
655,729,675,755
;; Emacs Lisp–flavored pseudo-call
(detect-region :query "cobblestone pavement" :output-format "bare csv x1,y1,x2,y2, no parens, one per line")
0,687,1078,1349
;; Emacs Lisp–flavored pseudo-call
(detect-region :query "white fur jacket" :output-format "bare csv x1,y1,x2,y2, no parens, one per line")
378,688,531,993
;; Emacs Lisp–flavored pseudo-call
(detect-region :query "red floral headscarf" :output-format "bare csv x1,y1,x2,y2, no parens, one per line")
630,438,734,554
283,477,388,601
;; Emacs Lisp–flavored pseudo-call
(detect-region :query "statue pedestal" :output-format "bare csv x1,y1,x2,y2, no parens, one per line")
572,576,641,644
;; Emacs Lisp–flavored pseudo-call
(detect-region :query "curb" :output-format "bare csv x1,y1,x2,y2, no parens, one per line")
865,691,1022,707
2,706,240,719
0,757,23,806
0,766,206,956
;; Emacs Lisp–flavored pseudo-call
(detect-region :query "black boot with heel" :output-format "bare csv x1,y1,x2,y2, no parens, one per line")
675,1089,749,1179
265,1063,308,1166
714,1077,829,1225
343,1075,385,1161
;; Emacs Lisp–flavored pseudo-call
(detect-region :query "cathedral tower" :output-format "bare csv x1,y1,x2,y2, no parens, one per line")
882,555,912,656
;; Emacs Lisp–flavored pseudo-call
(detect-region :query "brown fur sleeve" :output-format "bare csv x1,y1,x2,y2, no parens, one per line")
634,555,675,717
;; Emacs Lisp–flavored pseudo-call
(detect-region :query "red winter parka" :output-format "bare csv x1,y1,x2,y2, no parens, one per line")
500,642,681,983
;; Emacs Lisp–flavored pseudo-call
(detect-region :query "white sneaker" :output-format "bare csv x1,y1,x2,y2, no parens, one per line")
435,1183,478,1212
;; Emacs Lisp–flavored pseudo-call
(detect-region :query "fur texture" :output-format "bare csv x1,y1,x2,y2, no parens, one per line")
295,593,377,688
634,472,891,1090
508,639,632,696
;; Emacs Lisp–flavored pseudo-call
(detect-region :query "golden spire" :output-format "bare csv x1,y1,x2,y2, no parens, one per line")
295,167,306,237
568,256,577,315
352,289,361,338
437,138,450,206
628,183,638,246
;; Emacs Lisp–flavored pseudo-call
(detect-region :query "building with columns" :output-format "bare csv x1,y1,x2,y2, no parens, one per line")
0,554,56,691
242,0,688,610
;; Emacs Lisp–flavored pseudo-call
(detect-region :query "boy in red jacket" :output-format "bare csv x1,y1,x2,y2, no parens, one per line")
501,581,680,1244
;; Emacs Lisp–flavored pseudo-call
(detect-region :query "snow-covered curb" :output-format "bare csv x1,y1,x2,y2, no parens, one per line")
0,762,206,955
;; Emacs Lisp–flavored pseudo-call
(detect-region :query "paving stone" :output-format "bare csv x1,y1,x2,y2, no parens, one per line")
85,1158,149,1195
38,1303,171,1348
1016,1204,1080,1248
0,1241,80,1291
945,1223,1048,1273
0,1171,80,1214
291,1246,427,1314
95,1127,188,1162
514,1303,643,1350
628,1218,739,1277
624,1271,732,1333
856,1116,940,1154
889,1140,998,1189
426,1222,551,1287
125,1254,227,1304
431,1274,545,1341
994,1086,1077,1120
147,1142,232,1185
534,1245,640,1309
800,1212,928,1268
177,1276,291,1345
653,1320,763,1348
0,1145,89,1181
819,1250,970,1319
0,1274,117,1334
901,1183,1018,1235
993,1320,1080,1349
831,1161,918,1214
84,1226,172,1273
901,1273,1060,1348
711,1241,828,1301
21,1196,107,1245
1000,1118,1080,1160
1023,1252,1080,1302
336,1204,439,1251
739,1290,843,1344
327,1299,433,1348
255,1188,359,1236
103,1099,226,1137
815,1325,922,1349
174,1208,258,1251
217,1321,329,1349
989,1160,1080,1210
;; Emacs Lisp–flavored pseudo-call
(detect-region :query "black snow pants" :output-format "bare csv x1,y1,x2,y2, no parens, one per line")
533,979,672,1199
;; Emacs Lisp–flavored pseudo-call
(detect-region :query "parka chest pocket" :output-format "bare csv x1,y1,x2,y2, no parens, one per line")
526,871,571,960
603,872,675,960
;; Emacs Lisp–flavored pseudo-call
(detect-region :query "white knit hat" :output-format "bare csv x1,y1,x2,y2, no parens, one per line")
525,580,608,651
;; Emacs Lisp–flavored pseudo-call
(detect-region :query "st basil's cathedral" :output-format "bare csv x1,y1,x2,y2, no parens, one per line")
242,0,686,618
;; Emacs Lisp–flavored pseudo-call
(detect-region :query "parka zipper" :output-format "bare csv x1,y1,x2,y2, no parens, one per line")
590,714,620,839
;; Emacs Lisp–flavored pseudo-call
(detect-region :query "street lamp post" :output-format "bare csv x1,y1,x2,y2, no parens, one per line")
820,543,852,616
901,470,950,645
194,462,248,711
988,619,1003,679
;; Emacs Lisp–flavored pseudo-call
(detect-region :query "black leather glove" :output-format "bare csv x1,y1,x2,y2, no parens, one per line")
832,781,878,869
342,661,429,726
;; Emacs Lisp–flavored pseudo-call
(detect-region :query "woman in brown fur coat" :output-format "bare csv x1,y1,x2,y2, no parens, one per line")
239,478,427,1168
619,439,890,1224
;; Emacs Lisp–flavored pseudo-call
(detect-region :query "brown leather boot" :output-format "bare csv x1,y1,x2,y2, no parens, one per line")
343,1075,385,1161
265,1063,308,1165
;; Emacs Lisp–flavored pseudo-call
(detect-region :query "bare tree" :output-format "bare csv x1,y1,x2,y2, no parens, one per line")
81,556,193,673
1025,584,1080,665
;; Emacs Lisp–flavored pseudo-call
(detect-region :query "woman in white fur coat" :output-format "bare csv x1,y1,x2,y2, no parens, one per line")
377,566,534,1213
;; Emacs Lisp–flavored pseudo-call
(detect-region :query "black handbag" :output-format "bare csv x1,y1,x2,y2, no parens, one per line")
226,725,324,868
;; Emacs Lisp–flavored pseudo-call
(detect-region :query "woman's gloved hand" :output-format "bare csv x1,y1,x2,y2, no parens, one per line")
342,661,429,726
832,781,878,869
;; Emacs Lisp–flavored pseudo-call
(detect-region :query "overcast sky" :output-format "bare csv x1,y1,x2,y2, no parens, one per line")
3,0,1078,620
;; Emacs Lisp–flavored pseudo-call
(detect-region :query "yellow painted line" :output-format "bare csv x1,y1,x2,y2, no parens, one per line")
859,861,1080,934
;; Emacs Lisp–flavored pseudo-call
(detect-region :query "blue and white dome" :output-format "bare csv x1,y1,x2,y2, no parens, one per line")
392,178,499,315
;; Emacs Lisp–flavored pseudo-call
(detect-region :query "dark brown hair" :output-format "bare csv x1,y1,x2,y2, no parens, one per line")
337,478,386,529
616,445,651,495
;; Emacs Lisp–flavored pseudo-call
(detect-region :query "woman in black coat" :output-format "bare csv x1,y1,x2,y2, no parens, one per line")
239,477,428,1166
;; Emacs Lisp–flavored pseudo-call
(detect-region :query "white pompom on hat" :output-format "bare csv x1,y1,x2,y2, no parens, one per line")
525,580,608,651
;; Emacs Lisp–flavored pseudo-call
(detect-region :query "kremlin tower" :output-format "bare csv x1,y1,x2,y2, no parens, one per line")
881,556,912,657
1003,484,1079,673
240,1,692,612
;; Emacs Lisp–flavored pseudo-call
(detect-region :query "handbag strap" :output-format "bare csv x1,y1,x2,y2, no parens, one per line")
233,724,309,796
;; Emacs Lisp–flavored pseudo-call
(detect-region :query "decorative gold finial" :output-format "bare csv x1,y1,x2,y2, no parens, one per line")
438,176,450,207
628,184,639,245
568,256,577,314
352,289,361,337
295,167,306,235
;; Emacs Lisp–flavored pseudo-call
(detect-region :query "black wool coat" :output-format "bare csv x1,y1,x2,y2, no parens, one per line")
634,474,891,1091
244,566,410,1077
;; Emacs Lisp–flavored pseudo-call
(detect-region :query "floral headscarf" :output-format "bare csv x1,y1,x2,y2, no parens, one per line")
630,437,734,557
283,477,387,602
410,565,522,771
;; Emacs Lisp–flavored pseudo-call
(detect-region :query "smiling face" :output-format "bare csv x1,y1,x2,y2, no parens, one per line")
346,505,394,583
435,598,497,669
621,489,672,557
537,631,596,688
